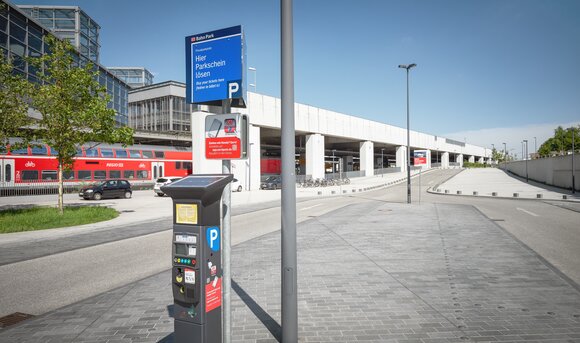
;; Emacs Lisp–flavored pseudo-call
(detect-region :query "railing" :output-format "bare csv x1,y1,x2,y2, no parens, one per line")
0,180,154,197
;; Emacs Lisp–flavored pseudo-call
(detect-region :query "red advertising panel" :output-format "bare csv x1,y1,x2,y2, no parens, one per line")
205,277,222,313
205,137,242,159
413,150,427,165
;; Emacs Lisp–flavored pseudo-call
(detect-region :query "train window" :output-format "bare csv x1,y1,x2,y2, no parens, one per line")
63,170,75,180
124,170,135,179
183,162,192,170
4,164,11,182
10,147,28,155
109,170,121,179
175,161,182,169
142,151,153,158
85,148,98,157
115,149,128,158
32,145,48,155
129,150,141,158
137,170,149,179
22,170,39,181
78,170,91,179
41,170,57,180
154,151,165,158
100,149,114,158
94,170,106,179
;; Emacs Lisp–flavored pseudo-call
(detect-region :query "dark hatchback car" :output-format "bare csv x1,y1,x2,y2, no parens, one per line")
260,176,282,190
79,180,132,200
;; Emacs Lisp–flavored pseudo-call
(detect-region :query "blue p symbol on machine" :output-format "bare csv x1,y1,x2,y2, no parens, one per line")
206,227,220,252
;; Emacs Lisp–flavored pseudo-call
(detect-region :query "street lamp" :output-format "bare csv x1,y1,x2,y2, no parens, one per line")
503,142,507,171
381,148,385,178
534,136,537,156
570,128,576,194
523,139,528,182
398,63,416,204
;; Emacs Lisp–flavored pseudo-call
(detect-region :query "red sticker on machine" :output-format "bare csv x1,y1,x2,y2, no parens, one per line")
205,277,222,312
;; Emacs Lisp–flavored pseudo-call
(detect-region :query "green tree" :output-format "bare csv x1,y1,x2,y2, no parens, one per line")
0,53,34,153
29,36,133,214
491,148,505,163
538,125,580,157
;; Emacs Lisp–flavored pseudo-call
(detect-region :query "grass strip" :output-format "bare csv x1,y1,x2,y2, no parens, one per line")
0,206,119,233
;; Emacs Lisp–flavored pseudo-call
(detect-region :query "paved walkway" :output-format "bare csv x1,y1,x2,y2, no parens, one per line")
2,201,580,342
432,168,580,201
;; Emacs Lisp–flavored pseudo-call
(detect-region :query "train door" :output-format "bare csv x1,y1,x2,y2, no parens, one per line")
151,162,165,180
1,159,15,187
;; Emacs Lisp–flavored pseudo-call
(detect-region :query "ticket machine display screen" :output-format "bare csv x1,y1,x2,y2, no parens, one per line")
175,244,187,255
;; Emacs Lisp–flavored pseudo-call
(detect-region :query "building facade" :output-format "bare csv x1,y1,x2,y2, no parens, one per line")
128,81,195,133
17,5,100,63
1,1,129,125
108,67,154,89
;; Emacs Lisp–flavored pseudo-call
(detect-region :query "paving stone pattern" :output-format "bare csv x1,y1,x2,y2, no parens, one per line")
1,202,580,342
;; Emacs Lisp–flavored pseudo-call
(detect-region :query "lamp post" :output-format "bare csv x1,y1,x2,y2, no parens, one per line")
534,136,537,156
381,148,385,177
503,142,507,171
398,63,416,204
523,139,528,182
571,128,575,194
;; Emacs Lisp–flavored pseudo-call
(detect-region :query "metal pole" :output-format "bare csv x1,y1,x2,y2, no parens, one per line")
524,140,528,182
503,142,507,171
573,129,576,194
281,0,298,341
406,69,411,204
221,99,232,343
534,136,537,155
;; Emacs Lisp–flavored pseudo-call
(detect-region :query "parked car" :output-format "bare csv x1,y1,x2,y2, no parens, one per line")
232,178,243,192
154,176,182,196
79,180,132,200
261,176,282,190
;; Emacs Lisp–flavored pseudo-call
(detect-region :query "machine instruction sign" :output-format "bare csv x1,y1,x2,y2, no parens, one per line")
185,26,246,105
205,113,248,160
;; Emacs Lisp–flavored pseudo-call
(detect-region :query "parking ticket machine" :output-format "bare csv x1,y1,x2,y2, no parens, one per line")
161,174,233,343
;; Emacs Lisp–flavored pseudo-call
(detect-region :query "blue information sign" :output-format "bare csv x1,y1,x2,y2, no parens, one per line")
185,26,246,105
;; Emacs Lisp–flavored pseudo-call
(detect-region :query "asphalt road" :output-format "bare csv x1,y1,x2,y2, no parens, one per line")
1,168,579,318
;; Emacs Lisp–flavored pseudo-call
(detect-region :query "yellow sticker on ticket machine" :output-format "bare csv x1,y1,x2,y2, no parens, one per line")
176,204,198,224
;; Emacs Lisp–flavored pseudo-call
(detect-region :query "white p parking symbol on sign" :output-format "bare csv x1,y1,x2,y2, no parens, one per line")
228,82,239,98
207,227,220,252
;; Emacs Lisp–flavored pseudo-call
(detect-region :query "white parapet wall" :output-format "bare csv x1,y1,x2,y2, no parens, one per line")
505,155,579,191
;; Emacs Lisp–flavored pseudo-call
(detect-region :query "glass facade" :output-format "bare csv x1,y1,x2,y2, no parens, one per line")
1,1,128,125
18,5,100,63
108,67,154,89
129,84,193,133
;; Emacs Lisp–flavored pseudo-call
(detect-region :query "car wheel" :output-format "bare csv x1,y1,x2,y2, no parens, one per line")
124,191,132,199
93,193,102,201
237,185,242,192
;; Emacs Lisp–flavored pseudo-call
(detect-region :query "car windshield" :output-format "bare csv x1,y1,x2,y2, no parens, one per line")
265,176,278,182
95,181,107,187
156,178,169,183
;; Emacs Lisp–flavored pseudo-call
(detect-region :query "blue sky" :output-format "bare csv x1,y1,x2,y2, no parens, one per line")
13,0,580,151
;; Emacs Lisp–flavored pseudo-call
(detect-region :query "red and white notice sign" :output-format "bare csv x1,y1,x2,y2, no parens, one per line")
205,137,242,159
205,277,222,313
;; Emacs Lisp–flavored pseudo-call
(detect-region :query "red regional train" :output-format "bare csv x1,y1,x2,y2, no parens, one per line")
0,143,193,189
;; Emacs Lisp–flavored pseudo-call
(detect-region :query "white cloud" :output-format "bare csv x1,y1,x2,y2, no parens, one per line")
443,121,580,158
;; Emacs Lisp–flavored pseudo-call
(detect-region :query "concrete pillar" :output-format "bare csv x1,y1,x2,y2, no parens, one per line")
306,133,325,179
478,156,484,164
468,155,475,163
441,152,449,168
359,141,374,176
248,125,261,190
456,154,464,167
396,146,407,172
426,150,432,169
